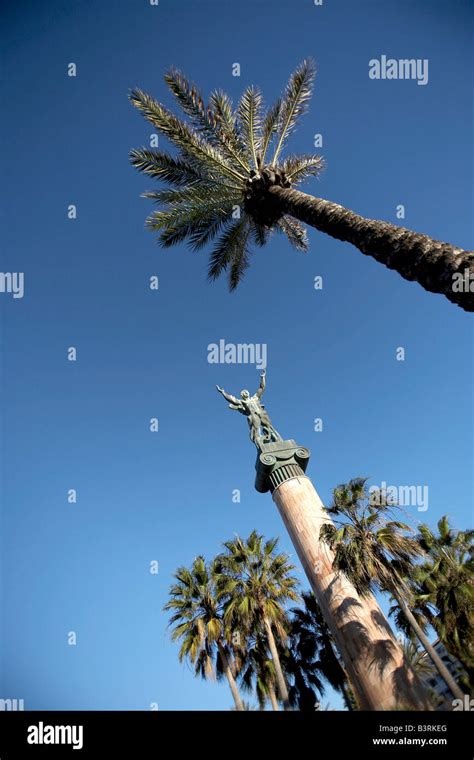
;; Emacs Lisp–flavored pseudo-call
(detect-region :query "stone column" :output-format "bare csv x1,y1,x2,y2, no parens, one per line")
255,440,431,711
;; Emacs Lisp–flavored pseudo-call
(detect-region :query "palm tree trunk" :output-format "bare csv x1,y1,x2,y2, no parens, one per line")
263,617,291,711
394,591,464,701
272,475,432,710
268,185,474,311
218,643,245,711
268,684,279,711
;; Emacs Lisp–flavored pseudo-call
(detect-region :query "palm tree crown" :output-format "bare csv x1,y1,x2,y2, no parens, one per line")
215,530,299,629
129,59,322,289
164,555,245,709
320,477,423,597
215,530,299,709
130,60,473,309
414,517,474,685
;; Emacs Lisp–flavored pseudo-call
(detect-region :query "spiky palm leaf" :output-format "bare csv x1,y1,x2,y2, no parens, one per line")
276,216,308,251
272,58,316,164
238,86,263,169
129,60,322,289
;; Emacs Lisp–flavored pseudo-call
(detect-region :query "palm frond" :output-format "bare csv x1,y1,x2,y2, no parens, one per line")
141,184,239,206
207,216,252,289
164,68,213,133
238,86,263,169
251,221,271,247
276,216,308,251
272,58,316,164
129,148,206,186
146,194,235,248
129,88,246,183
209,90,250,173
260,98,282,167
281,154,325,185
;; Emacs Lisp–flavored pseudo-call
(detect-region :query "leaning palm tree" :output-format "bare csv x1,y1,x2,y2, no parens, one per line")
389,518,473,692
164,555,245,710
215,531,299,710
129,60,473,310
415,517,473,687
320,478,464,701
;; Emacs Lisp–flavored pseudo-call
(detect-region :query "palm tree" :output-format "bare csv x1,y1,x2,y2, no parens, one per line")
215,530,299,710
399,639,444,707
283,627,324,711
239,632,280,710
319,478,464,700
164,555,245,710
401,638,434,676
288,591,357,711
389,519,473,693
415,517,473,687
129,60,473,311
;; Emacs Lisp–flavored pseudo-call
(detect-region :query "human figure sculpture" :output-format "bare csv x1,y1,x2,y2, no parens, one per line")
216,369,283,449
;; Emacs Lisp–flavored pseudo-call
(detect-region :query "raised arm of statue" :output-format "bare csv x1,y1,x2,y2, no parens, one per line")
216,385,241,407
255,369,266,399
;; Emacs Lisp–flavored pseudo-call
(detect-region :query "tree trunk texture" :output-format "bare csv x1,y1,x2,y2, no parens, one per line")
218,643,245,711
272,475,432,710
269,185,474,311
268,684,279,711
263,616,291,711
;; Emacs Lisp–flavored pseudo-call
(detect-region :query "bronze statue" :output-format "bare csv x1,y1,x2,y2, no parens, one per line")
216,370,283,449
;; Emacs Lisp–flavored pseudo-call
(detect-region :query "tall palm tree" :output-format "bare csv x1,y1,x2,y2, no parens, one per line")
288,591,357,711
164,555,245,710
215,530,299,710
389,519,473,693
415,517,473,687
129,60,473,310
319,478,464,701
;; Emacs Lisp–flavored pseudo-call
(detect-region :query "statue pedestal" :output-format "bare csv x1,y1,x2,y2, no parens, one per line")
254,439,310,493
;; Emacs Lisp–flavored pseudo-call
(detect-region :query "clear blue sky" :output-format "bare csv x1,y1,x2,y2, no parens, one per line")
1,0,472,710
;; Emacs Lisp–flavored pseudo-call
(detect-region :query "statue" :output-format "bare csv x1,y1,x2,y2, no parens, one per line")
216,369,283,449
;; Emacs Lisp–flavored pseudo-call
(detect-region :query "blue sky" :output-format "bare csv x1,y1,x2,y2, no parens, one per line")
1,0,472,710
